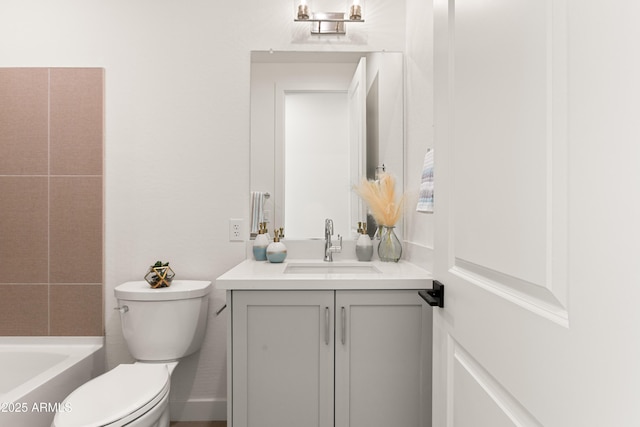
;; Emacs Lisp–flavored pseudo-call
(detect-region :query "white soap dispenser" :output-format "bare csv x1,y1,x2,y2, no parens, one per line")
266,228,287,263
355,222,373,262
253,222,269,261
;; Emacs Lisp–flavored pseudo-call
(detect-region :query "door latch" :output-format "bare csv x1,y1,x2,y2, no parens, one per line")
419,280,444,308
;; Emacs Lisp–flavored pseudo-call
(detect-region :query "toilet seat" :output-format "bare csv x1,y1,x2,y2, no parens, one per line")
52,363,170,427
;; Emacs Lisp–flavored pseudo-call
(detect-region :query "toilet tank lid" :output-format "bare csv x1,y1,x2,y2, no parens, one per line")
115,280,212,301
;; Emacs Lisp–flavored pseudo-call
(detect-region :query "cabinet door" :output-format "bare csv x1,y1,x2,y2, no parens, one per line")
232,290,334,427
335,290,432,427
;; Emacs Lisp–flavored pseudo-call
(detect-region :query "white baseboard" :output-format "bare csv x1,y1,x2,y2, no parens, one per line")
170,398,227,422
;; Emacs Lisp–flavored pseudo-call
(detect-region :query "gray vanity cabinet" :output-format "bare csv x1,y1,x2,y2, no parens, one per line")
229,289,431,427
230,290,335,427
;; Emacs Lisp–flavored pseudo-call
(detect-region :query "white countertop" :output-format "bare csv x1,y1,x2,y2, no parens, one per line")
215,259,433,290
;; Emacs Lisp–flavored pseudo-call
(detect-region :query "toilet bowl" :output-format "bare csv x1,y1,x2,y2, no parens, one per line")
52,363,174,427
52,280,211,427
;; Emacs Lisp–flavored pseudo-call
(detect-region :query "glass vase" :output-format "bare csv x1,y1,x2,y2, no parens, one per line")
378,226,402,262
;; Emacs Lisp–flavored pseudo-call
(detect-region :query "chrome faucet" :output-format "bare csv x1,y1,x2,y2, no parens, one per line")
324,218,342,262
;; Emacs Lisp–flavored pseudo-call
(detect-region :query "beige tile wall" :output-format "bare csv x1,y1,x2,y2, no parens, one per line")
0,68,104,336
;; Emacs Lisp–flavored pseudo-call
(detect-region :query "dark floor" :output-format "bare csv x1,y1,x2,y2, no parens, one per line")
170,422,226,427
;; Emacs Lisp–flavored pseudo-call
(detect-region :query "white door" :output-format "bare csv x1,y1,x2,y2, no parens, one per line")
349,57,367,232
433,1,640,426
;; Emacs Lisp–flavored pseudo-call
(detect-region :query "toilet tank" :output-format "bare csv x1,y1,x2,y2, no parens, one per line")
115,280,211,362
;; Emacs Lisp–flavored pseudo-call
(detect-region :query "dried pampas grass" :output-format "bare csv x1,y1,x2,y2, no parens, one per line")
354,173,403,227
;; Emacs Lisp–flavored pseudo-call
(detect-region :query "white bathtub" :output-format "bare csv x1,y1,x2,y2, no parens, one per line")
0,337,104,427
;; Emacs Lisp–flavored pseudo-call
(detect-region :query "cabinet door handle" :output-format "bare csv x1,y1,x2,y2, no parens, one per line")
341,306,346,345
324,307,330,345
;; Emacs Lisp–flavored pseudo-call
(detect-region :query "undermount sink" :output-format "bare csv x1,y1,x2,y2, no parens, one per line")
284,263,381,275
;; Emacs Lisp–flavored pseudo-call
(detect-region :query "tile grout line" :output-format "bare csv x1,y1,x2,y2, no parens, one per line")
0,175,102,178
47,68,51,336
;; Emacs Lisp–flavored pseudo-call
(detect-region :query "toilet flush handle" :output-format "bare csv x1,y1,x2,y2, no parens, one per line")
114,305,129,314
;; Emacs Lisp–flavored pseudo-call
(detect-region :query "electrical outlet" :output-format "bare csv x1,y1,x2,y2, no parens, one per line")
229,219,244,242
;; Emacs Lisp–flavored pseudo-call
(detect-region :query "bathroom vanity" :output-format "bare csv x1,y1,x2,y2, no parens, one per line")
216,259,433,427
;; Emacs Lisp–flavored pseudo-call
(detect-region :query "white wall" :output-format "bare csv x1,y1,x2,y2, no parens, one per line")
0,0,409,420
404,0,435,270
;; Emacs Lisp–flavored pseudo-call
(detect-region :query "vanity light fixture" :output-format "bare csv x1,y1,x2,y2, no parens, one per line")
295,0,364,35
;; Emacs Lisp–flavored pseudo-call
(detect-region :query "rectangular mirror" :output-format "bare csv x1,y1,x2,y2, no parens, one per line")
250,51,403,240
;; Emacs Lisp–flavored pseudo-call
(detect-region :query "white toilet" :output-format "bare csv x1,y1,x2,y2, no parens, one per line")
52,280,212,427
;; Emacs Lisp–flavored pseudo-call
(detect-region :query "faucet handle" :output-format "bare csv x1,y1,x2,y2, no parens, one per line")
333,234,343,253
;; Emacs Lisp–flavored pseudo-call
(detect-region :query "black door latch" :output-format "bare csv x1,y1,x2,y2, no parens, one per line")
418,280,444,308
